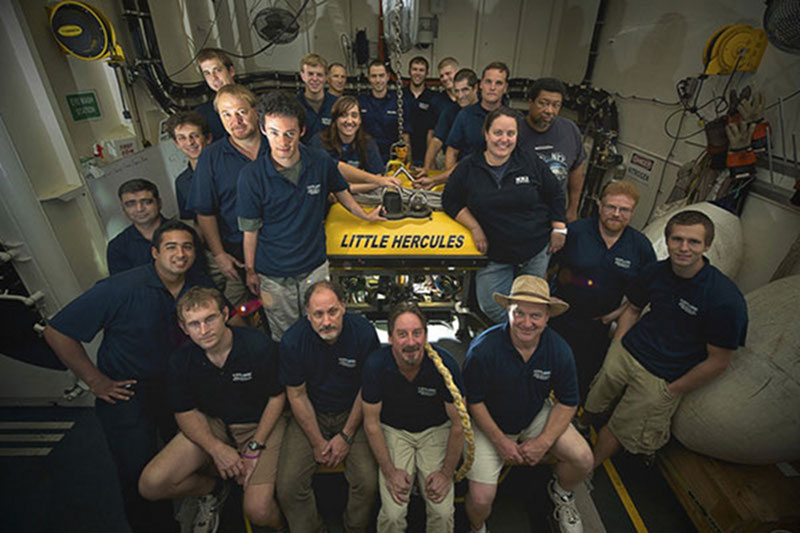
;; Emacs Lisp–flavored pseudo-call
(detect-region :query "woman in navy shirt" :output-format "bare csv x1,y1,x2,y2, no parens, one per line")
309,96,400,193
442,107,567,323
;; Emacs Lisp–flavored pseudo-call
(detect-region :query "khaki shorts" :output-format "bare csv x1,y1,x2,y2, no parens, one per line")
258,260,330,342
466,399,553,484
205,414,287,485
584,339,681,454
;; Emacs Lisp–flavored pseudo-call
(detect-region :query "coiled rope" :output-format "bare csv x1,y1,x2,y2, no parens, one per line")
424,343,475,481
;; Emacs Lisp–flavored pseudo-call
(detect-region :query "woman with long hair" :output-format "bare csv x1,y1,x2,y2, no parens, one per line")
309,96,400,192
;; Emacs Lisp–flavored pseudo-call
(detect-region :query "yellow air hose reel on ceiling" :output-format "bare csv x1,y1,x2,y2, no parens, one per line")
703,24,767,75
49,0,124,62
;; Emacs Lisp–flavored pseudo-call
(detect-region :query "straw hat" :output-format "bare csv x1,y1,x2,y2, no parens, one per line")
493,275,569,317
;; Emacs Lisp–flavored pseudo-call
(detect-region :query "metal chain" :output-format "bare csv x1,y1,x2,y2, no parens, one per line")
389,1,405,143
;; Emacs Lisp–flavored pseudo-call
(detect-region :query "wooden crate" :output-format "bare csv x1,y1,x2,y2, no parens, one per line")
658,441,800,533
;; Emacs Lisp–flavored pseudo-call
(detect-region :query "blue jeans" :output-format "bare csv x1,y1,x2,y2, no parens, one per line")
476,244,550,324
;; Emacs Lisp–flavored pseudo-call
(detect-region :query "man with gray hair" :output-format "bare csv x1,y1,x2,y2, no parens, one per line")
277,281,380,532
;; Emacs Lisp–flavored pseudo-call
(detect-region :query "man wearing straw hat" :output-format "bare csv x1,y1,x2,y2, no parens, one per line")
462,275,594,533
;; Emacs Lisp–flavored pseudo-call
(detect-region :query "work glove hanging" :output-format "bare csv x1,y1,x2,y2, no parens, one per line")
725,121,756,179
738,92,769,153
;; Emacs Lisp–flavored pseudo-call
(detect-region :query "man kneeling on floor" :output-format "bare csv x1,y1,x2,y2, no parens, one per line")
139,287,287,532
463,275,594,533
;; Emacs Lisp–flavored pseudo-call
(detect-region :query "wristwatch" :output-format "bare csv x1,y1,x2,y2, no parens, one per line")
247,440,266,452
337,430,353,446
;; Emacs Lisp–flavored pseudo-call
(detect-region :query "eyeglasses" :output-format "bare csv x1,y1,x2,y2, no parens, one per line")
184,313,222,331
600,203,633,215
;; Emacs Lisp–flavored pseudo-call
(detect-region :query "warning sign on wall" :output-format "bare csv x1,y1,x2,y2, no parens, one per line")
626,152,655,183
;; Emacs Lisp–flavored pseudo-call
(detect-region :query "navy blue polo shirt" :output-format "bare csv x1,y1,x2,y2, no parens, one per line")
175,164,195,220
552,217,656,319
362,345,463,432
623,259,748,381
445,102,490,158
308,132,384,174
170,327,282,424
48,263,215,381
195,100,226,143
433,101,460,143
463,324,579,434
236,144,348,277
280,312,380,413
106,217,165,275
431,92,458,124
442,149,566,264
188,135,268,246
403,87,438,165
299,91,338,144
358,92,413,162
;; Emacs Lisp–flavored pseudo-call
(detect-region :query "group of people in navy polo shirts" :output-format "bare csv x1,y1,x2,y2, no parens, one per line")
43,46,748,533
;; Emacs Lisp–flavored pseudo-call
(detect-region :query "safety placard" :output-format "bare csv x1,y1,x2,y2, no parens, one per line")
626,152,654,183
66,91,102,122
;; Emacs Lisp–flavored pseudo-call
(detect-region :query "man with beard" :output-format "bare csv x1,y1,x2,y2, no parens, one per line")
44,220,214,532
189,84,266,308
277,281,380,532
107,179,166,275
518,78,587,222
362,301,465,532
549,181,656,401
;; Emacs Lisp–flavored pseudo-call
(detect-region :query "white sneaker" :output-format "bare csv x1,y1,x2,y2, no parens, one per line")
553,504,583,533
548,479,583,533
193,482,230,533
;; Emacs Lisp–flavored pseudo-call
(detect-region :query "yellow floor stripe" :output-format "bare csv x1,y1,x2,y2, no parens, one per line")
590,426,648,533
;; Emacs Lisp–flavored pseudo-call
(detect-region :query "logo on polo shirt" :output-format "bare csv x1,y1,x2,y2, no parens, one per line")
307,184,321,195
232,372,253,382
678,298,699,316
614,257,632,269
515,175,530,185
532,369,551,381
322,118,331,125
387,110,397,115
419,102,430,110
338,357,357,368
417,386,437,397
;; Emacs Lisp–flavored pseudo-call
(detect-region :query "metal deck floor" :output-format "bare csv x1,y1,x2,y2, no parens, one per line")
0,402,694,533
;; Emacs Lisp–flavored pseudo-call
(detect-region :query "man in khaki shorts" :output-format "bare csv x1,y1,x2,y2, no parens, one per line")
462,275,594,533
138,287,287,532
586,210,748,467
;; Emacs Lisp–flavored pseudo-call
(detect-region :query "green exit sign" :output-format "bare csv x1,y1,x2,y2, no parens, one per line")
66,91,102,122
